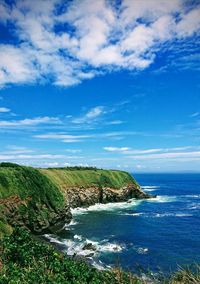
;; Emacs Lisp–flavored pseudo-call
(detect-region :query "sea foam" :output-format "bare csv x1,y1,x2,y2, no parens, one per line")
71,199,142,215
141,185,160,192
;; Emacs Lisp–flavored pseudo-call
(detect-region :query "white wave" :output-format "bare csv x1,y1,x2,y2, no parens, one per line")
175,213,193,217
84,239,125,253
141,185,160,192
188,203,200,210
183,194,200,198
92,260,106,270
147,195,177,203
71,199,142,215
137,247,149,254
99,242,124,252
74,234,82,241
44,234,64,246
124,212,144,216
154,213,192,218
64,220,78,229
44,234,125,258
92,260,112,270
125,211,193,218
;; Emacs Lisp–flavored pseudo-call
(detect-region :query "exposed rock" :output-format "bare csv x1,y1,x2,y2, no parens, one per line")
0,195,72,234
82,243,96,251
64,184,151,208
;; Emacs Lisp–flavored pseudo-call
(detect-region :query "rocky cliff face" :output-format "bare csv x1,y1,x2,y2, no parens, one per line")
64,184,150,208
0,195,72,234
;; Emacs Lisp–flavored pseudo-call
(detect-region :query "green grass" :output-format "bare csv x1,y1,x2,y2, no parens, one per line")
0,163,64,209
40,168,138,190
0,227,143,284
0,163,66,237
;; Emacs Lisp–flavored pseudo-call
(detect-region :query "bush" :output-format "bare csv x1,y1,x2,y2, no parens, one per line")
0,227,143,284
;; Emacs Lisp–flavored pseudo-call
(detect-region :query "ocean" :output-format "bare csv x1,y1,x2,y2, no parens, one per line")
44,173,200,274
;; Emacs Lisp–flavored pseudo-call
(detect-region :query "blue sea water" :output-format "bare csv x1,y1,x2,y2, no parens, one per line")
45,174,200,274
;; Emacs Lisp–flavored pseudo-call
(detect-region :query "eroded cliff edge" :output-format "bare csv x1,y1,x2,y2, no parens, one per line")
0,163,150,237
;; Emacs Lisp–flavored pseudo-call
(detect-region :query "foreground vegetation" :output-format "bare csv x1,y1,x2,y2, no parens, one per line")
0,227,143,284
0,227,199,284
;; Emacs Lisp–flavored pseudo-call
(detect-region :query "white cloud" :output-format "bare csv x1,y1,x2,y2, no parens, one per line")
72,106,105,124
103,145,200,162
103,146,196,155
0,153,82,160
177,7,200,37
86,106,104,119
33,130,130,143
104,146,131,152
0,149,34,155
106,120,123,125
34,133,90,139
0,107,10,113
190,112,199,118
104,146,162,154
121,0,181,24
129,151,200,161
0,0,199,87
0,116,61,128
65,149,82,153
34,133,91,143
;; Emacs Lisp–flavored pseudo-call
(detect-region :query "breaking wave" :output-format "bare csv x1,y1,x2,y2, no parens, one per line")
147,195,177,203
44,234,125,260
124,212,192,218
141,185,160,192
71,199,142,215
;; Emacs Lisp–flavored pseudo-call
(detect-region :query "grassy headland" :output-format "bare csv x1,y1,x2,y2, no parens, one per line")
0,162,140,238
39,168,139,190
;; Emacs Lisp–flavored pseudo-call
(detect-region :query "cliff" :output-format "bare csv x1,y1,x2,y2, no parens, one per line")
0,163,150,238
40,168,148,208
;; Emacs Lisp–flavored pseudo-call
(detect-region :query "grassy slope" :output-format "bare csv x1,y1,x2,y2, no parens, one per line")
39,168,138,190
0,164,64,205
0,163,65,238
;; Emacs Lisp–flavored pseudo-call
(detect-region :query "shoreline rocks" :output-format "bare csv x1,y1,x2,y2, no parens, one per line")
64,184,152,209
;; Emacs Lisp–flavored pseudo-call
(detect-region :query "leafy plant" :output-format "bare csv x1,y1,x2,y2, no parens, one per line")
0,227,143,284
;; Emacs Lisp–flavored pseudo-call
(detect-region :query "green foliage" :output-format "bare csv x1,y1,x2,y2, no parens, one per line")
166,264,200,284
0,164,66,237
0,227,143,284
0,162,21,168
0,221,12,239
47,166,100,171
0,164,64,209
40,168,137,190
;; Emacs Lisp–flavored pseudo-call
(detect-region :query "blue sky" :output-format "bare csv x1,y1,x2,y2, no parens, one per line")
0,0,200,172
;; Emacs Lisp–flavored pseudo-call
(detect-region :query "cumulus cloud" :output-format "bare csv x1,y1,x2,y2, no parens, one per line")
0,0,199,88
